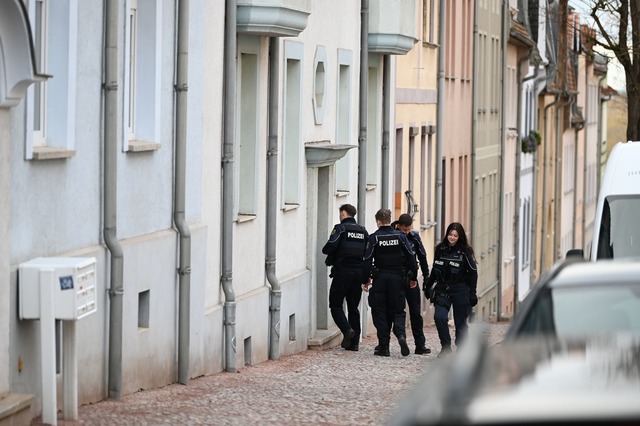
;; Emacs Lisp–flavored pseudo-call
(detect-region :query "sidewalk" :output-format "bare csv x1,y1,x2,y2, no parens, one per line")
32,322,509,426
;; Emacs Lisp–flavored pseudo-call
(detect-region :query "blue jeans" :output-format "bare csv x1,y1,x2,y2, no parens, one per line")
433,282,470,347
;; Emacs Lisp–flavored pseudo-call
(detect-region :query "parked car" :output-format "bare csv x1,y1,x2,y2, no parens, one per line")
388,332,640,425
569,140,640,261
506,258,640,339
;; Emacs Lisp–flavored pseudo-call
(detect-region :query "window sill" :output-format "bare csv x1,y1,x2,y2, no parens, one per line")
335,190,350,197
420,221,436,230
127,140,161,153
282,203,299,212
366,184,377,191
31,147,76,161
236,214,256,223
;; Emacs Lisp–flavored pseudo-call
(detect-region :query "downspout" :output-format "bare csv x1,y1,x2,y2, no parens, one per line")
104,0,124,401
435,0,446,244
174,0,191,384
554,94,573,261
497,0,508,321
381,55,391,209
266,37,281,360
540,94,561,274
470,0,478,255
513,50,537,312
357,0,368,222
222,0,237,372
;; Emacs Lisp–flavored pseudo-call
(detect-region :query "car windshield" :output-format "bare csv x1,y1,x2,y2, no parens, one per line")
518,283,640,337
596,196,640,260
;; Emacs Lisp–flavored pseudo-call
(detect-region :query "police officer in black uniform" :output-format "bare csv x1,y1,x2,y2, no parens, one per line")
362,209,418,357
395,214,431,355
425,222,478,358
322,204,369,351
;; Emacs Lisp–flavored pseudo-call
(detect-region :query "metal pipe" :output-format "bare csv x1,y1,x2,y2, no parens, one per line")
470,0,478,255
435,0,446,244
496,0,508,321
381,55,390,209
103,0,124,400
554,94,573,261
357,0,368,223
222,0,237,372
174,0,191,384
266,37,281,360
593,73,608,240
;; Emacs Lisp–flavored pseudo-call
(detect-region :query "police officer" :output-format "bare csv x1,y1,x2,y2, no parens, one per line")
395,214,431,355
362,209,418,357
425,222,478,358
322,204,369,351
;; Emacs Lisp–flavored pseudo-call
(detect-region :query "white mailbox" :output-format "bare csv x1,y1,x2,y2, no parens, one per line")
18,256,98,425
19,257,97,321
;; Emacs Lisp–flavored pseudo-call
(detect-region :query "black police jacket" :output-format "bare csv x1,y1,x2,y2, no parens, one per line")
426,243,477,292
322,217,368,269
363,226,418,279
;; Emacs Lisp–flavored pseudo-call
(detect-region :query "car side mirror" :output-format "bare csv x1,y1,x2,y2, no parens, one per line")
566,249,584,259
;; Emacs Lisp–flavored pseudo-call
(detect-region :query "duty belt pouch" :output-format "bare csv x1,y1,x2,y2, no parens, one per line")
434,293,451,310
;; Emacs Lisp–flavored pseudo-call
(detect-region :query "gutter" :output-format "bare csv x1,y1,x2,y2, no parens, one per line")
173,0,191,384
470,0,477,254
496,0,508,321
222,0,237,372
266,37,281,360
103,0,124,400
593,73,609,240
435,0,446,244
381,55,390,209
357,0,368,222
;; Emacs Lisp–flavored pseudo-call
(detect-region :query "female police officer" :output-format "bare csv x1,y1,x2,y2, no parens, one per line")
424,222,478,358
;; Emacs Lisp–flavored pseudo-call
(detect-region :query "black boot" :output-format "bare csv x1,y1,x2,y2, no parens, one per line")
437,345,452,358
398,336,410,357
345,335,359,351
341,329,356,349
415,346,431,355
374,345,390,357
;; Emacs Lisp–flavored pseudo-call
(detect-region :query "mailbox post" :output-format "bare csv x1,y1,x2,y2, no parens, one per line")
19,257,97,426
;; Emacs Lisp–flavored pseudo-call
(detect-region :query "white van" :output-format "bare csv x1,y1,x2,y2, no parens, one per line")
588,140,640,261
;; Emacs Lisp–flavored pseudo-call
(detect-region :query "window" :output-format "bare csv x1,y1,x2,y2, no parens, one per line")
26,0,78,160
123,0,161,152
366,56,381,187
313,45,327,125
422,0,435,45
237,35,261,217
283,41,303,207
335,49,353,194
420,128,434,227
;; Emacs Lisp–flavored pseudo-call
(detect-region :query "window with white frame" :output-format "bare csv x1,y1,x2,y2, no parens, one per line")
335,49,353,194
26,0,77,160
236,35,261,217
123,0,161,152
283,41,303,207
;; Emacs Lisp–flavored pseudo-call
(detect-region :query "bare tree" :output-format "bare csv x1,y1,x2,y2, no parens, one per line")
586,0,640,140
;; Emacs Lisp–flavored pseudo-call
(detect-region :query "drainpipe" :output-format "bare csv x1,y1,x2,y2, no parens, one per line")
173,0,191,384
470,0,477,254
266,37,281,360
496,0,508,321
513,49,537,312
104,0,124,401
540,94,561,274
357,0,368,223
381,55,390,209
554,94,573,261
222,0,237,373
435,0,446,244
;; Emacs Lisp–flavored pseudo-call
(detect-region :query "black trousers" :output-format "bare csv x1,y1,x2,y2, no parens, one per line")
368,271,406,346
329,268,363,337
405,284,426,348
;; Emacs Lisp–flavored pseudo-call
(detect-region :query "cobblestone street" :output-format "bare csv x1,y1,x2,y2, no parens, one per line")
32,322,509,426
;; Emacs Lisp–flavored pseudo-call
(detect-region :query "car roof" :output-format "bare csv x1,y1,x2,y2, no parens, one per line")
388,333,640,426
548,258,640,289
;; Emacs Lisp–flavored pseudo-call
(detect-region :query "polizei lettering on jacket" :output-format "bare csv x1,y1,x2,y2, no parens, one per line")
378,239,399,246
347,232,365,239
